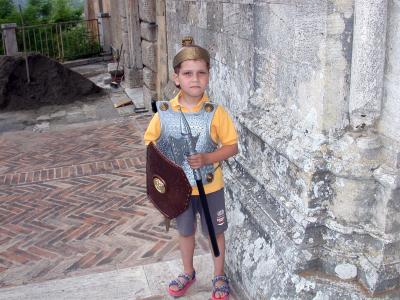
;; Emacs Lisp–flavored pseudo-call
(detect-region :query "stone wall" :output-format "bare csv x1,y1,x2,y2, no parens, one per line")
166,0,400,298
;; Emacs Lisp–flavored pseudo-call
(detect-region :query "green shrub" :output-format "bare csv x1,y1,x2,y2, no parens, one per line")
61,23,100,60
0,0,83,26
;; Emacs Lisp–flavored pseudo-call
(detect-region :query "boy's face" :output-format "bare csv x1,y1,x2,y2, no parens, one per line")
173,59,209,100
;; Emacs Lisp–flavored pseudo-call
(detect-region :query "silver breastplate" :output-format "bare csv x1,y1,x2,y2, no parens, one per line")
156,101,218,186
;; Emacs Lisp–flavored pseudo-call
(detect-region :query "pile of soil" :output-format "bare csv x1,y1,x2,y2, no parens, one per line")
0,54,103,111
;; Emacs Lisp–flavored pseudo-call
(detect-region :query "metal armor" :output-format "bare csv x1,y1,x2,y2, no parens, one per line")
156,100,218,186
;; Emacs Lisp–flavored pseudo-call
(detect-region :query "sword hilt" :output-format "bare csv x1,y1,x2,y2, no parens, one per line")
179,108,202,181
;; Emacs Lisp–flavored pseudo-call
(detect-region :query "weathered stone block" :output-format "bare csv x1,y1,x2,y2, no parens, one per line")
141,40,157,71
118,0,126,17
141,22,157,42
120,16,128,32
124,67,143,88
122,32,130,49
175,0,190,24
143,67,156,90
185,1,199,26
139,0,156,23
197,1,208,29
335,263,357,280
143,84,157,109
208,58,253,113
222,3,253,39
332,181,371,222
207,2,223,32
224,161,319,299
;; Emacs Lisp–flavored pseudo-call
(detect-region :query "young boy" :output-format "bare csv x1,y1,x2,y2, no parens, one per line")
144,38,238,300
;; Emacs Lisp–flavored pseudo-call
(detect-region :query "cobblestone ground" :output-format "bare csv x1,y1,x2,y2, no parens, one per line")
0,114,209,288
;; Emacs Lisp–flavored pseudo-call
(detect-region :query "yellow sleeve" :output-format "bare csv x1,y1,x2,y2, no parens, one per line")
144,113,161,145
211,105,238,145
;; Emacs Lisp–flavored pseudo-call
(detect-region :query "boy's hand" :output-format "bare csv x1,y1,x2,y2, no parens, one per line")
187,153,209,169
186,144,238,170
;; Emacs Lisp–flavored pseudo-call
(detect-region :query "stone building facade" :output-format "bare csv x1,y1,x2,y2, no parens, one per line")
86,0,400,298
86,0,164,110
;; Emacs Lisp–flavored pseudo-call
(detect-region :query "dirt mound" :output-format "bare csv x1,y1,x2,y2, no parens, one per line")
0,54,103,111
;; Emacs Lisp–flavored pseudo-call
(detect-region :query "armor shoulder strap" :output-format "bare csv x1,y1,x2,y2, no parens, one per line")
156,101,172,113
156,101,173,136
203,102,218,119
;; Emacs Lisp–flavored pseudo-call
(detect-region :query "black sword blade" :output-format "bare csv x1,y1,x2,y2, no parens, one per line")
196,180,220,257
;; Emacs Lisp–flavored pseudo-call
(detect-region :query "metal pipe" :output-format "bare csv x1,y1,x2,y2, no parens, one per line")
18,4,30,84
59,24,65,61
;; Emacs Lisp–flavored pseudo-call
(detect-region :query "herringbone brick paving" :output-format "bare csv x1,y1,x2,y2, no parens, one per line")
0,115,209,288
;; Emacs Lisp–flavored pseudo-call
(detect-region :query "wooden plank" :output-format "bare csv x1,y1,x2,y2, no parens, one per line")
156,0,168,101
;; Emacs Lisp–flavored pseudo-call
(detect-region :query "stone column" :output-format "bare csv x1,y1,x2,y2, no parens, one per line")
139,0,157,110
84,0,90,19
349,0,388,129
156,0,168,100
379,0,400,142
1,23,18,55
119,0,131,67
84,0,98,20
98,12,111,54
98,0,103,13
124,0,143,89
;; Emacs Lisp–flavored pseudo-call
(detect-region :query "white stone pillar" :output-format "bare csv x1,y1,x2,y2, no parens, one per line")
378,0,400,142
1,23,18,55
349,0,388,130
98,12,111,54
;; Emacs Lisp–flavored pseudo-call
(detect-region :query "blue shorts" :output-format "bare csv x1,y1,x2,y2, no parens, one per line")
175,189,228,237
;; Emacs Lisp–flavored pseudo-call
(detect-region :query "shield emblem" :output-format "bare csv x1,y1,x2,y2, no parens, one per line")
146,142,192,219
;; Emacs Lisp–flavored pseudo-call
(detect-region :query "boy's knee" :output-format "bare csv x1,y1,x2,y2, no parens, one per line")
216,232,224,238
179,232,195,238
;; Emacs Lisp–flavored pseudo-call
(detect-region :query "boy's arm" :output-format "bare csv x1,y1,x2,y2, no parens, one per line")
186,143,238,169
188,105,239,169
144,113,161,145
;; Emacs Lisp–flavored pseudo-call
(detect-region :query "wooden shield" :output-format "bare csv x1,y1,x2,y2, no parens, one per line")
146,142,192,219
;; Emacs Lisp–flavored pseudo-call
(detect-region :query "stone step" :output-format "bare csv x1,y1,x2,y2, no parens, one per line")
0,254,239,300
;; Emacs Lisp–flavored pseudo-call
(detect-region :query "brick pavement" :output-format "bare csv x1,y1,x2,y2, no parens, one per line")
0,115,209,288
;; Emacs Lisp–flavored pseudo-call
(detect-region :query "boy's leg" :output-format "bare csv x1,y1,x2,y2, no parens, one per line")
169,233,196,292
198,189,230,298
169,198,197,292
212,233,228,298
179,233,196,274
213,233,225,276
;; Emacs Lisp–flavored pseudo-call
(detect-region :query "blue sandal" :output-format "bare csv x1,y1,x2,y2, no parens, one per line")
211,274,230,300
168,270,196,297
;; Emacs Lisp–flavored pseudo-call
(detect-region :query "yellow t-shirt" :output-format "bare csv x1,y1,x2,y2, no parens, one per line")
144,92,238,195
